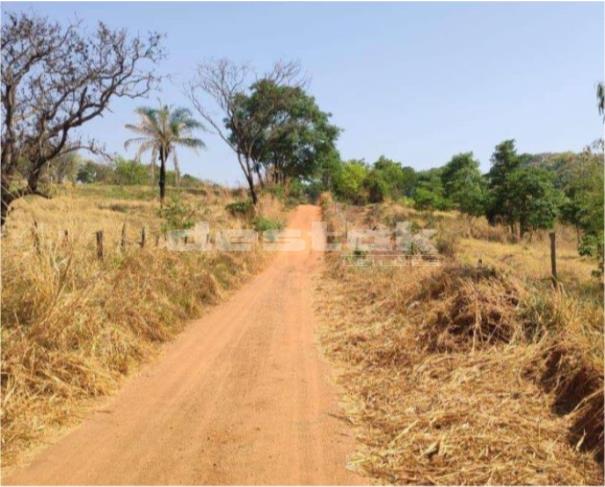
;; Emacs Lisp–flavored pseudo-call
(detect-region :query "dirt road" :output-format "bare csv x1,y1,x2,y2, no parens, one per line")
4,205,362,485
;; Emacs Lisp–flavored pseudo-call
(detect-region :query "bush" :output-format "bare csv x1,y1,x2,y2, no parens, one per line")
333,160,369,205
252,216,284,233
363,170,388,203
225,200,254,218
113,157,150,185
159,196,196,232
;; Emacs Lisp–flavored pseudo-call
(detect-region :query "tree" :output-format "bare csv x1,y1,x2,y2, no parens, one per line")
47,151,81,185
486,140,522,230
363,169,389,203
372,156,417,199
413,168,450,211
333,160,369,204
188,59,303,205
124,105,204,204
313,148,343,192
113,157,150,185
441,152,487,217
1,12,162,227
449,167,487,217
243,80,340,187
486,140,521,192
76,160,114,184
503,167,563,237
557,144,604,271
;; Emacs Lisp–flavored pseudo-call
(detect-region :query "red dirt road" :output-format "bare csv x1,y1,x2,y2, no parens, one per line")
4,205,363,485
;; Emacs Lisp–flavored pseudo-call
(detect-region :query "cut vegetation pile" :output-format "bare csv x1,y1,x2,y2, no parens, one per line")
317,200,603,485
0,185,279,466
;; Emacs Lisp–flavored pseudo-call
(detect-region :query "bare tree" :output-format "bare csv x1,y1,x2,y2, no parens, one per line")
1,12,163,227
187,59,303,205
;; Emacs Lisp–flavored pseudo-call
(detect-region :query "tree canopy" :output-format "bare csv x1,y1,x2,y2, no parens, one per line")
1,12,163,226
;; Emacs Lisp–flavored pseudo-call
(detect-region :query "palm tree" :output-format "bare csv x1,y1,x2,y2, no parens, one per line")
125,105,204,204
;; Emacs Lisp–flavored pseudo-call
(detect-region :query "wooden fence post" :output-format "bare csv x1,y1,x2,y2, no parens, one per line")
120,223,127,251
31,220,41,255
96,230,104,261
549,231,558,287
140,226,146,248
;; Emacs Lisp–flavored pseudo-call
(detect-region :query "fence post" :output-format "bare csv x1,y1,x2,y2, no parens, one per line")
549,231,558,287
120,223,127,251
96,230,104,261
140,226,146,248
31,220,41,255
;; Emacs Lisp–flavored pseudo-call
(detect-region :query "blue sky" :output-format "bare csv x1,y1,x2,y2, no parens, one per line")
4,1,604,185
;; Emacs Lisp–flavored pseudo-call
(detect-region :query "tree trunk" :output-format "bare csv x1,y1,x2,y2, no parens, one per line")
159,148,166,206
1,191,13,229
246,174,258,205
255,165,264,189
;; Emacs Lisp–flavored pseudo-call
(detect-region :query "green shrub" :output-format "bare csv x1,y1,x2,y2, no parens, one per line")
225,200,254,218
252,216,284,233
113,157,150,185
363,170,388,203
159,196,196,232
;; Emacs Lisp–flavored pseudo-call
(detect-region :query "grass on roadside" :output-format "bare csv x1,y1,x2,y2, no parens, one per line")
0,184,282,466
316,198,604,485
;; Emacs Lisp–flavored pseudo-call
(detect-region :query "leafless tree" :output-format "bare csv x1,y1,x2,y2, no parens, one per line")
187,59,304,205
1,12,163,227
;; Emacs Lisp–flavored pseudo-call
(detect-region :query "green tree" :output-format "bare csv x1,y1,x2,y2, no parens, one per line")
125,105,204,205
504,167,564,237
486,140,522,230
363,169,389,203
76,160,114,184
333,160,369,204
314,148,343,192
413,187,444,210
558,144,604,271
234,79,340,189
189,59,304,206
113,157,150,185
372,156,417,199
487,140,521,192
441,152,487,217
413,168,449,210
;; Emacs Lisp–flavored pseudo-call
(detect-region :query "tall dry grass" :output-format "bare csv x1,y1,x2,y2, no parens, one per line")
1,184,276,466
316,199,604,484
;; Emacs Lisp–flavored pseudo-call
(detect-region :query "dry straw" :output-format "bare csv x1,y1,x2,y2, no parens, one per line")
316,200,604,485
1,186,280,466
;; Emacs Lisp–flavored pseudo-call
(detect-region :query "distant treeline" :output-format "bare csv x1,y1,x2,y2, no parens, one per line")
44,137,604,267
41,154,205,188
313,139,604,266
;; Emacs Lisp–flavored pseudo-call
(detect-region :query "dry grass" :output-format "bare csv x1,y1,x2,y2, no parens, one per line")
1,184,278,466
316,200,604,485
